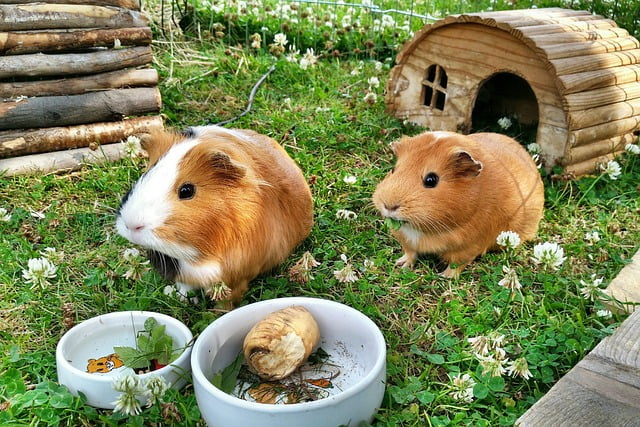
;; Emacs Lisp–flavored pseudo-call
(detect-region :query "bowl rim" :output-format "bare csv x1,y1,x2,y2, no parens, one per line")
56,310,193,383
191,296,386,412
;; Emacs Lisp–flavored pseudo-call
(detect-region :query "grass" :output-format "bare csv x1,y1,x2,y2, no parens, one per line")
2,1,640,425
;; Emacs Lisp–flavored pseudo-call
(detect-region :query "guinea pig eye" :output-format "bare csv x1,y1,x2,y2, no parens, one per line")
423,172,439,188
178,183,195,200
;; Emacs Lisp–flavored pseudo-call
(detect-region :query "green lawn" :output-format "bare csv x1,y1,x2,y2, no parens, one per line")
1,1,640,425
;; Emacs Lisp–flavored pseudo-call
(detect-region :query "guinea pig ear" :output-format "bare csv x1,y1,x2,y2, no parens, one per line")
210,152,246,180
143,128,184,166
390,136,409,155
451,151,483,178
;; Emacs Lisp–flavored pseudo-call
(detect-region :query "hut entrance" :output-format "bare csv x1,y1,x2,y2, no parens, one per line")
470,72,539,143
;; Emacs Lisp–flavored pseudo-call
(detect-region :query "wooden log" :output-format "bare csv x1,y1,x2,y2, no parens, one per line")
0,0,140,9
0,27,152,55
528,28,630,46
563,133,636,165
569,116,640,147
543,37,640,60
516,309,640,426
604,249,640,314
0,87,161,130
0,142,128,176
557,64,640,94
0,115,163,158
568,99,640,129
0,46,152,79
0,68,158,99
564,82,640,111
551,49,640,75
0,4,147,31
517,19,617,37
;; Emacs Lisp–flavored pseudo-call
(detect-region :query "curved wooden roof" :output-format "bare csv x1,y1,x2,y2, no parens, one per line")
397,7,640,127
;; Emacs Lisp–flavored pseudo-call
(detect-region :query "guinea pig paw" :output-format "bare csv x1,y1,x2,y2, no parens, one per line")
395,254,415,269
439,265,462,279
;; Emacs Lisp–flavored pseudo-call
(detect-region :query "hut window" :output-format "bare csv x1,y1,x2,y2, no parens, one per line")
422,64,448,111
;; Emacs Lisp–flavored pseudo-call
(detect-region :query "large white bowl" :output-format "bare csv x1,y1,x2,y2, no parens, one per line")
56,310,193,409
192,297,387,427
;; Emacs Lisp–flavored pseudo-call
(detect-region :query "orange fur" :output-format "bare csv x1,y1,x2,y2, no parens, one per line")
150,127,313,304
373,131,544,278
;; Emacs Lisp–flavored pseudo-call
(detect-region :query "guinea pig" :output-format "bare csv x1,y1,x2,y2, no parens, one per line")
116,125,314,306
372,131,544,278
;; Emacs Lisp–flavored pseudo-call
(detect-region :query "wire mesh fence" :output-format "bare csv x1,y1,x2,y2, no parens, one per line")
155,0,640,60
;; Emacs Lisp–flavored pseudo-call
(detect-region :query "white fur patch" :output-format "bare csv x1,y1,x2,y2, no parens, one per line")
398,224,424,247
179,260,223,285
116,137,201,259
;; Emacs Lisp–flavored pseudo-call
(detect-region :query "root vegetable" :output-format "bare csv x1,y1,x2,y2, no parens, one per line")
243,306,320,381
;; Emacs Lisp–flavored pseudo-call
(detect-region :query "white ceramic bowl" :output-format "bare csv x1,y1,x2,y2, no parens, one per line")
56,310,193,409
191,297,387,427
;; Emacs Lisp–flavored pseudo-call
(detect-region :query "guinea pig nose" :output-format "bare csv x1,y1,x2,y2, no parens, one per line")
126,222,145,232
384,203,400,212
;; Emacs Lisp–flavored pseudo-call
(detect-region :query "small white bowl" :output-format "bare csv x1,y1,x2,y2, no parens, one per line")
56,310,193,409
191,297,387,427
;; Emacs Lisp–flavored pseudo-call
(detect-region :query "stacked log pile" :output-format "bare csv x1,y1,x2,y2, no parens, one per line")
0,0,164,176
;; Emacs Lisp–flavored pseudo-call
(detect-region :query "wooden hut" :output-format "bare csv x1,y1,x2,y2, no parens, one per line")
386,8,640,176
0,0,164,176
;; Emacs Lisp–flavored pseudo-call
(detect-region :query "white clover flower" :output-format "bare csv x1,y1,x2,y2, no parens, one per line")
0,207,10,222
22,257,57,289
625,143,640,155
531,242,566,271
40,247,64,263
498,265,521,291
123,248,141,261
300,251,320,270
299,48,318,70
497,117,512,130
449,373,476,403
208,281,232,301
123,135,144,158
288,251,320,284
600,160,621,180
363,259,374,270
375,61,383,72
467,335,490,356
273,33,288,47
367,76,380,88
285,45,299,62
496,231,521,249
122,247,150,280
579,274,604,301
112,374,145,416
334,254,358,283
596,309,613,319
506,357,532,380
527,143,541,155
487,331,506,349
584,231,601,244
363,92,377,105
144,376,168,407
336,209,357,220
343,175,357,184
477,353,509,377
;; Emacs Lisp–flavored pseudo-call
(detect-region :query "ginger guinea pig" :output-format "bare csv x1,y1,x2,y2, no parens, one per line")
116,125,314,305
373,131,544,278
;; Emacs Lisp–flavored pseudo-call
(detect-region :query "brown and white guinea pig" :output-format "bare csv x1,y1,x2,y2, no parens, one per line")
116,125,314,306
373,131,544,278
